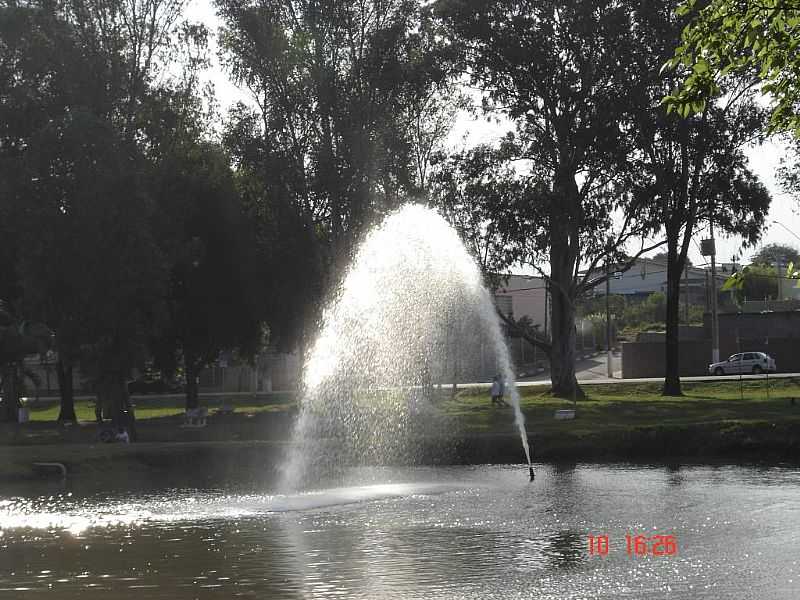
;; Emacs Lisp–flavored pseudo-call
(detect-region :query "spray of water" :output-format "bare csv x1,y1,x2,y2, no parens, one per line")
281,204,531,490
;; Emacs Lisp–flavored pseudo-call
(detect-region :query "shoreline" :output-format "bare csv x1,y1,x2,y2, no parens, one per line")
2,420,798,485
4,377,799,485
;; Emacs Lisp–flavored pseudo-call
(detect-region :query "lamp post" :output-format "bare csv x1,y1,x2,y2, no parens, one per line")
605,262,614,378
772,220,800,243
700,236,719,364
770,221,800,301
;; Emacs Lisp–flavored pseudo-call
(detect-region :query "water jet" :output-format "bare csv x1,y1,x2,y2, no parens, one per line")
282,203,532,490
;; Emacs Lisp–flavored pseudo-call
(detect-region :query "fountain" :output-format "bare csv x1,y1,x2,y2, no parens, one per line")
281,204,531,490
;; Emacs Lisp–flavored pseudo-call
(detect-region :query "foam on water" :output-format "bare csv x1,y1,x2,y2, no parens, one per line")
0,483,464,533
282,204,531,490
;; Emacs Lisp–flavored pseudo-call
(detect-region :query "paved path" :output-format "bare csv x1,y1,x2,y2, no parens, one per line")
485,371,800,388
34,369,800,402
521,351,622,382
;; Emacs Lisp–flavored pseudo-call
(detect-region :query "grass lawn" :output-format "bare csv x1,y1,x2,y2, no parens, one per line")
6,379,800,468
26,393,295,423
437,377,800,436
22,378,800,440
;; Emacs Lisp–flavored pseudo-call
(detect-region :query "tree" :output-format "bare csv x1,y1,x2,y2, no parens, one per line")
407,88,470,194
750,243,800,267
664,0,800,135
430,145,555,358
432,146,539,280
0,0,164,423
722,261,800,301
18,110,167,426
739,264,780,300
56,0,190,138
216,0,449,288
434,0,661,398
778,140,800,203
0,302,51,423
150,141,265,409
629,1,772,395
1,0,222,423
651,252,693,267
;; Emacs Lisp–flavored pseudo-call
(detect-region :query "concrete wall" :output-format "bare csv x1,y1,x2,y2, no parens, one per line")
711,310,800,345
635,326,706,343
623,309,800,378
622,340,712,378
726,338,799,373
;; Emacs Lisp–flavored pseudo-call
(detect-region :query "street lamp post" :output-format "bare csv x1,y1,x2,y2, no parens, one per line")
606,263,613,378
770,221,800,301
701,236,719,364
772,220,800,244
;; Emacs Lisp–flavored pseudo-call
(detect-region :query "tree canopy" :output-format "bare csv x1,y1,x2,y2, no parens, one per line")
665,0,800,135
434,0,675,397
216,0,449,279
750,243,800,266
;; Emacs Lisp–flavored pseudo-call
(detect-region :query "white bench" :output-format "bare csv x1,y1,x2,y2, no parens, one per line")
554,409,576,420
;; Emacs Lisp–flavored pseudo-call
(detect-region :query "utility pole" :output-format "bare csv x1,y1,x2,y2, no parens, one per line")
709,224,720,364
701,225,719,363
684,263,690,324
776,256,785,300
606,262,613,378
543,279,549,338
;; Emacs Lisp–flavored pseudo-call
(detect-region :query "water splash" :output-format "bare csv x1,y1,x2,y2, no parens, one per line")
282,204,531,490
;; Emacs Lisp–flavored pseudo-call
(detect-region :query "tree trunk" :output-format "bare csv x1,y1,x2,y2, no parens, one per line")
548,164,584,400
548,200,583,398
662,234,684,396
96,370,135,428
0,365,20,423
56,358,77,423
185,358,200,410
549,283,583,398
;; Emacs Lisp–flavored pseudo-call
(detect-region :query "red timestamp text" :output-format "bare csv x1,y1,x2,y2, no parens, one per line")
588,533,678,557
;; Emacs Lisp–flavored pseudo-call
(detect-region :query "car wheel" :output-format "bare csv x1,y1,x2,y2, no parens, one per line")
752,365,763,374
714,367,724,376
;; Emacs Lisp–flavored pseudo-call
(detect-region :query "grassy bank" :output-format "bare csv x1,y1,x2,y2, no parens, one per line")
442,378,800,437
24,392,295,422
25,378,800,430
2,378,799,481
437,377,800,463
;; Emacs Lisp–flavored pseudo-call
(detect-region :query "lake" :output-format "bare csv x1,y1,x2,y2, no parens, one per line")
1,463,798,598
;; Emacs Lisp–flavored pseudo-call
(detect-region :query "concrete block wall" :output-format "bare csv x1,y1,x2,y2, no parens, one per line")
622,340,711,378
623,336,800,378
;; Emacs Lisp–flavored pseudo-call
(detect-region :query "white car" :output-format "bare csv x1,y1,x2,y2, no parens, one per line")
709,352,776,375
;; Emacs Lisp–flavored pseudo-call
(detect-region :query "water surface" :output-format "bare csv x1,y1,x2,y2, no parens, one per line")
1,464,798,598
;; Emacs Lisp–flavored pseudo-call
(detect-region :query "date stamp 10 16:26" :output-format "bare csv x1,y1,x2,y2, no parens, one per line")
588,534,678,557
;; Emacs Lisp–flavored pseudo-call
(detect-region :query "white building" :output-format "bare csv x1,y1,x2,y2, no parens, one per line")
494,274,549,331
588,257,727,306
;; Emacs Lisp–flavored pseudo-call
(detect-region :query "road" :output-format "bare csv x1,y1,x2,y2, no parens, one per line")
34,362,800,403
513,370,800,388
520,350,623,383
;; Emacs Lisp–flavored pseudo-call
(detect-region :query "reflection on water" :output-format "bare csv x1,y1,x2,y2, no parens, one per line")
1,464,799,599
544,530,583,570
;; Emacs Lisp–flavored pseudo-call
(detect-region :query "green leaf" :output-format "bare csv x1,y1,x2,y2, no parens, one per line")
721,273,743,291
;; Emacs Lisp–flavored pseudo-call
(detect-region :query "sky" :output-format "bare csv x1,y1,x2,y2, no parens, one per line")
187,0,800,270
